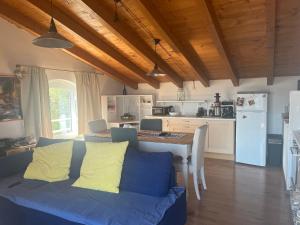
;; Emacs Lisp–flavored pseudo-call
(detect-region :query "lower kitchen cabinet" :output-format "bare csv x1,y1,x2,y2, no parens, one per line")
148,116,235,156
206,120,235,155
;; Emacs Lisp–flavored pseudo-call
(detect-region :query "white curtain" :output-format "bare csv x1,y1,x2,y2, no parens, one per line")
75,72,102,134
19,66,52,139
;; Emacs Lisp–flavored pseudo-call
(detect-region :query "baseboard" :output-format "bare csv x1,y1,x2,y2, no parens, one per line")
204,152,235,161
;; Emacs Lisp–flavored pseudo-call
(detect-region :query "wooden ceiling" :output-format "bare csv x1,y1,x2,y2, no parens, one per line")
0,0,299,89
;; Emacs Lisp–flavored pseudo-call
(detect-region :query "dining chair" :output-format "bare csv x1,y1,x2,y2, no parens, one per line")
140,119,162,131
88,119,107,133
174,125,208,200
111,127,138,148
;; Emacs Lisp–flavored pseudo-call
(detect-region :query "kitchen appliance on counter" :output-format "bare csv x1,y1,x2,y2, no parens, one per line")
221,101,235,118
214,93,221,117
236,92,268,166
152,106,173,116
196,107,207,117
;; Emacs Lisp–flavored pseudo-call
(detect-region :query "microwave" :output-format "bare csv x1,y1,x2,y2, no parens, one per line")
152,106,172,116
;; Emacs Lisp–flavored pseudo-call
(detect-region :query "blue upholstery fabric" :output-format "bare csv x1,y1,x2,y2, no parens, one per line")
0,174,184,225
111,128,138,148
0,191,186,225
0,151,32,178
69,141,86,179
37,137,71,147
140,119,163,131
120,149,173,197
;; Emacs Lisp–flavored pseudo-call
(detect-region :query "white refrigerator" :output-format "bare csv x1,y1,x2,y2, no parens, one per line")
235,92,268,166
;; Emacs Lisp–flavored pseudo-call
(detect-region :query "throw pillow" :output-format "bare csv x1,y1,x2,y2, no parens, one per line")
24,141,73,182
72,141,128,193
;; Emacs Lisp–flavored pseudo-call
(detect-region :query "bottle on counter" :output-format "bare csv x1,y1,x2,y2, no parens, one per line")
209,104,215,117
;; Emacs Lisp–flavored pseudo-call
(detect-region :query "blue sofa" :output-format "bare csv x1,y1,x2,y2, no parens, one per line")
0,139,186,225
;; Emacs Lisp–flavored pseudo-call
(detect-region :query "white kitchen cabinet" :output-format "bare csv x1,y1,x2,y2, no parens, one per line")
146,116,235,156
206,120,235,155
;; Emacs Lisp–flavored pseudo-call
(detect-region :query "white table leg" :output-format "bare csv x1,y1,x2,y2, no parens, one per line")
182,156,189,196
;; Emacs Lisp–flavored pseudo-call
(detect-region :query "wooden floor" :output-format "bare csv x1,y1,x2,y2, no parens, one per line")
181,159,292,225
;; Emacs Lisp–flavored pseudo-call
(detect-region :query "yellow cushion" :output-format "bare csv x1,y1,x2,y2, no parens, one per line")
24,141,73,182
72,141,129,193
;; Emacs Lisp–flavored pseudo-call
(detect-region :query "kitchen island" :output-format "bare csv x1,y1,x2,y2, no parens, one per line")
145,115,236,160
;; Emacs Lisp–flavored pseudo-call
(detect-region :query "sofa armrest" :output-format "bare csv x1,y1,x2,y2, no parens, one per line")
0,151,32,178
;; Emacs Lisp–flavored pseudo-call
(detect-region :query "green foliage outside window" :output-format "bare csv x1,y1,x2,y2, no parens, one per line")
49,87,72,134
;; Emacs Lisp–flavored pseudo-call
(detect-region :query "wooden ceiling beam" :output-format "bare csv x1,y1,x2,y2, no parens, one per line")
266,0,277,85
80,0,183,88
136,0,209,87
0,3,138,89
26,0,159,89
202,0,239,86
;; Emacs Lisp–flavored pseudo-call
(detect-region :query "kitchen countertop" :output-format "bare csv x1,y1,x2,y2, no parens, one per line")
146,115,236,121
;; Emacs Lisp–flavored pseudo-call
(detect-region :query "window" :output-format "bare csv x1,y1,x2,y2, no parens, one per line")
49,79,77,138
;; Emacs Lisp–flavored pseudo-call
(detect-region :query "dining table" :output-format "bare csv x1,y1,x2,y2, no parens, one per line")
84,130,194,192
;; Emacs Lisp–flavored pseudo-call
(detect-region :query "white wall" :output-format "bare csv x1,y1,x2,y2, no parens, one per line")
0,19,93,74
128,76,300,135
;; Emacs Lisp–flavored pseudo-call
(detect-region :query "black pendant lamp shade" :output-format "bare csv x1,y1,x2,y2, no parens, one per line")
147,39,166,77
32,17,73,49
148,63,165,77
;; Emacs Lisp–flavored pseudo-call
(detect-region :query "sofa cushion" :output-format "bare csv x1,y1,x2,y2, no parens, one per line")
120,149,173,197
24,141,73,182
37,138,86,179
73,141,129,193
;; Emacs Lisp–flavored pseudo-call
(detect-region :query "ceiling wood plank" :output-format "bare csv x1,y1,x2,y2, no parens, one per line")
266,0,277,85
26,0,159,89
136,0,209,87
0,3,138,89
80,0,183,88
202,0,239,86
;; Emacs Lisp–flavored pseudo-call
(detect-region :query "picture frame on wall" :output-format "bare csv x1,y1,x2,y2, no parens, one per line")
0,74,22,121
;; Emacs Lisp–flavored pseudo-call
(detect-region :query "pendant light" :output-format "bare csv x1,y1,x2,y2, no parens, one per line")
147,39,166,77
32,0,73,49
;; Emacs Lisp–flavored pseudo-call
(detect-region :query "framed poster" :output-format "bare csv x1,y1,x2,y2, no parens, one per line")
0,75,22,120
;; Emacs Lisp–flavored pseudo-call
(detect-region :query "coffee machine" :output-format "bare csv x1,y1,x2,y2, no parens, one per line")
221,101,235,118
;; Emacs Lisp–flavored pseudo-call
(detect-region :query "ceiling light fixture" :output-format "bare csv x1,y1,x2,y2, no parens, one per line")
147,39,166,77
32,0,73,49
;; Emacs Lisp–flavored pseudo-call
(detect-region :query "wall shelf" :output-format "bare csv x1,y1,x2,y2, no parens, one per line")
101,95,154,128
